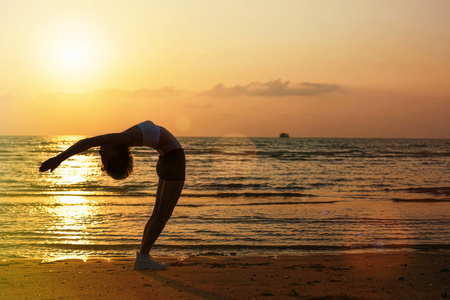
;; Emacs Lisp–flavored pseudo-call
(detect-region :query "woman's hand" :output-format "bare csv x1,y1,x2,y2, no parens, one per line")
39,156,63,172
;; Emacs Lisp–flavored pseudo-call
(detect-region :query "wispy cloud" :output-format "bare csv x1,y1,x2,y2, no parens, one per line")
38,87,184,100
30,80,340,102
202,79,341,97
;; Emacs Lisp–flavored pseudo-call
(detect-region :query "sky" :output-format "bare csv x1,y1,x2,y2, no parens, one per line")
1,0,449,138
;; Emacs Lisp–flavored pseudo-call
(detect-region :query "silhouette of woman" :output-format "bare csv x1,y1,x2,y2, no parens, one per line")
40,120,185,269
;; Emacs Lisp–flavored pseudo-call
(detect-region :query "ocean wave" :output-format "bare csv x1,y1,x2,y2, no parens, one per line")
0,191,317,199
392,198,450,202
256,150,368,160
389,187,450,196
211,200,339,206
212,192,315,198
203,149,450,160
156,243,450,252
200,183,269,190
4,242,450,253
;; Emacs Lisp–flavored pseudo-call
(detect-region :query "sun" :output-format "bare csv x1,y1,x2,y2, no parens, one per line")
55,36,97,76
42,18,106,81
36,16,115,89
58,43,88,71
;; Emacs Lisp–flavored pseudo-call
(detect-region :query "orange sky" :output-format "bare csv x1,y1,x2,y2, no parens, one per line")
1,0,449,138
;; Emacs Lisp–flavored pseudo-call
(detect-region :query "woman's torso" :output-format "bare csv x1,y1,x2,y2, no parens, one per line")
136,121,182,155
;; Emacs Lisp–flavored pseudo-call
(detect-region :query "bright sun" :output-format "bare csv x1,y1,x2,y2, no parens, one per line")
45,19,104,80
37,17,115,88
56,38,96,75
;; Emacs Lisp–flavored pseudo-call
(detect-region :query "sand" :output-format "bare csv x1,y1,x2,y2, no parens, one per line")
1,252,449,300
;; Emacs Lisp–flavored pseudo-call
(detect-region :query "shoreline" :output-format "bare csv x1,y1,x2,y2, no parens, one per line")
3,245,450,262
2,252,449,299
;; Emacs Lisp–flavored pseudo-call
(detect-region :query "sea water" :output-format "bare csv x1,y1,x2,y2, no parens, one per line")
0,136,449,259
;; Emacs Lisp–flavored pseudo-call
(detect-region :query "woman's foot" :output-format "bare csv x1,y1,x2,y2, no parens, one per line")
134,252,167,270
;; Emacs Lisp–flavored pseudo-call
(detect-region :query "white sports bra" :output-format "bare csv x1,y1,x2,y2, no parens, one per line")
137,120,160,149
137,120,182,154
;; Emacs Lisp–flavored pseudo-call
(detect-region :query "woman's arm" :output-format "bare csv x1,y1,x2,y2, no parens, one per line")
39,138,93,172
39,136,108,172
39,130,142,172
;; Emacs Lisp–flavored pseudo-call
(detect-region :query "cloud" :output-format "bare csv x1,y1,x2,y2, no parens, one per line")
202,79,341,97
184,102,213,109
38,87,184,101
104,87,184,98
30,80,339,102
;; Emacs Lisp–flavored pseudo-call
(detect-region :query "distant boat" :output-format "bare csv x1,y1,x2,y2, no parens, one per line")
279,133,290,138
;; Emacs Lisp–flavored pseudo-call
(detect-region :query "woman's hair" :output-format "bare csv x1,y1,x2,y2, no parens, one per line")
102,146,133,180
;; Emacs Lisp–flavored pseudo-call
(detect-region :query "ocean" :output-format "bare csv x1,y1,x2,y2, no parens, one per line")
0,136,449,260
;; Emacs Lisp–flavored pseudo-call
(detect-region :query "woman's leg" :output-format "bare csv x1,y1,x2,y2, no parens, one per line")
139,179,184,254
141,178,164,242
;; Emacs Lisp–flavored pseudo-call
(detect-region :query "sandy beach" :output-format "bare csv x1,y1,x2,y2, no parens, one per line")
1,252,449,299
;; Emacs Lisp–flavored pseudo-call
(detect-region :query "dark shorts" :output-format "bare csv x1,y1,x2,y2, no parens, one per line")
156,148,186,181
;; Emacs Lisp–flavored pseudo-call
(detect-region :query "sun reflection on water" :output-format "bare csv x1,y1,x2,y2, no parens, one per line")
52,153,100,185
41,195,101,261
56,195,90,205
45,195,99,241
39,135,102,196
37,137,109,260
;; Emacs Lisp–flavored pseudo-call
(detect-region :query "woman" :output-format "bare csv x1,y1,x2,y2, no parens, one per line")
39,120,185,269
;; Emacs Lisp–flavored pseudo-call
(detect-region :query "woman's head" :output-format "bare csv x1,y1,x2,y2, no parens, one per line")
100,145,133,180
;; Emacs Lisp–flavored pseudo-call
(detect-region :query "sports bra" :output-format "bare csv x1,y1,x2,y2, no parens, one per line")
137,120,160,149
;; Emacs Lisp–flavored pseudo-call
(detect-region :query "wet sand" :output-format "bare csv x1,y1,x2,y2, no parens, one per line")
1,252,449,299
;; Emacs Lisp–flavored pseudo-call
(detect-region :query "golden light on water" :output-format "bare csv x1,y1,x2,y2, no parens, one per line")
55,154,98,185
46,196,97,242
40,136,101,193
40,256,89,263
38,136,104,260
55,195,90,205
37,136,139,261
40,195,101,262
